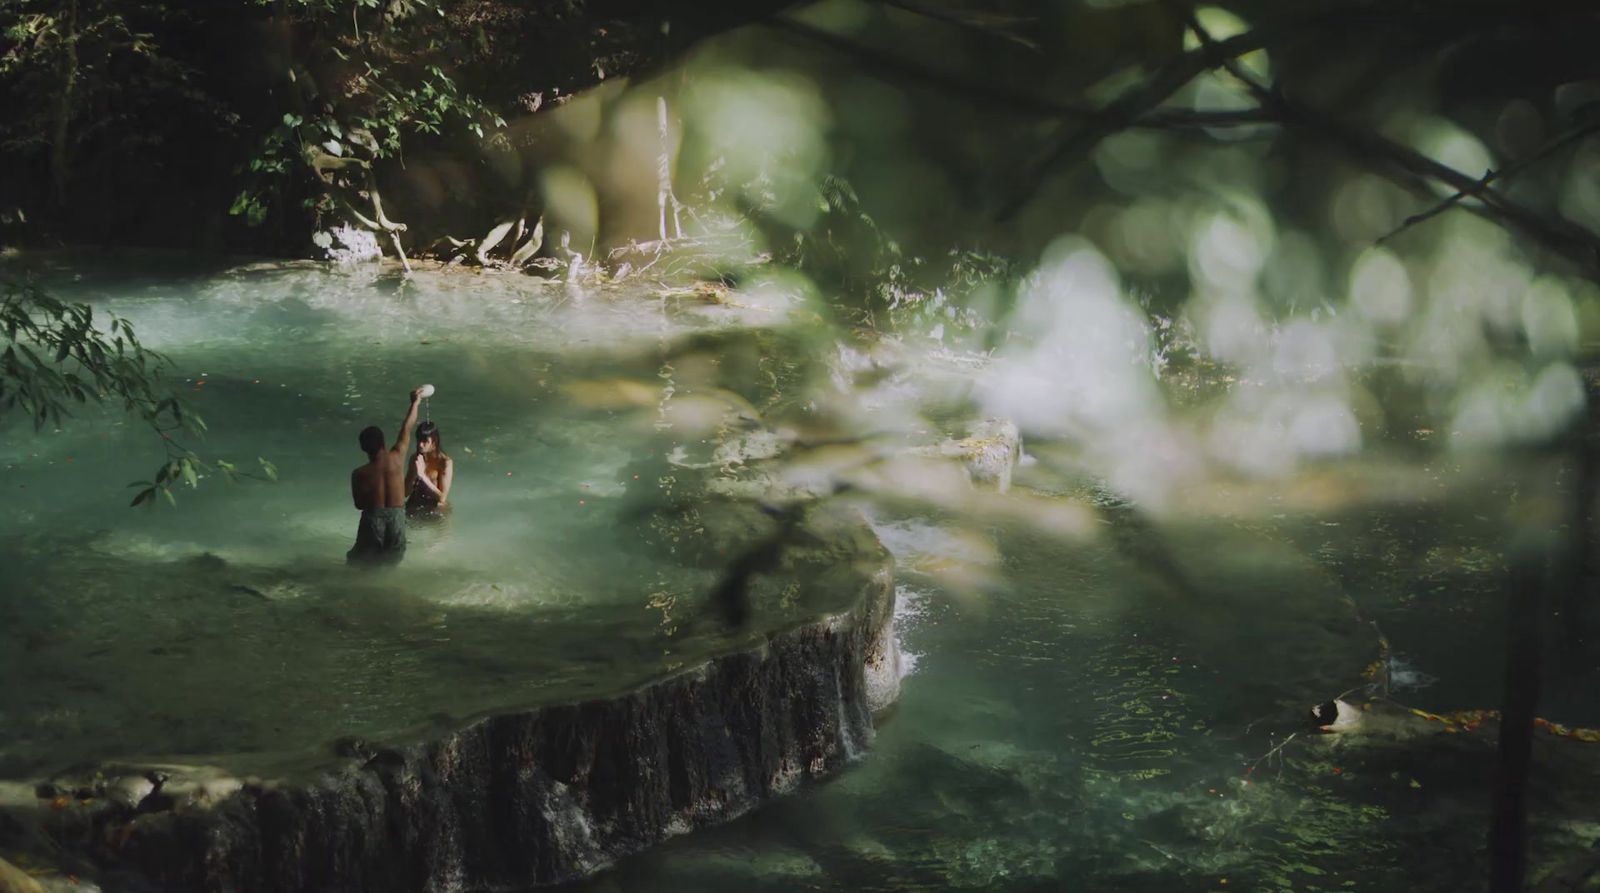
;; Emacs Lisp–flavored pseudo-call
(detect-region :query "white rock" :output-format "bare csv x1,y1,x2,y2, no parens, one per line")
936,418,1022,493
107,775,154,810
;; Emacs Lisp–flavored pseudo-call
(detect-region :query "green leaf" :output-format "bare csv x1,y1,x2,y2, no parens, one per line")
181,459,198,489
259,457,278,482
163,487,177,507
130,487,154,507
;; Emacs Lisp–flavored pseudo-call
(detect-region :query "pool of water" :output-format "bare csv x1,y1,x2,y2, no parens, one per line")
3,256,1597,890
0,257,856,777
572,458,1600,892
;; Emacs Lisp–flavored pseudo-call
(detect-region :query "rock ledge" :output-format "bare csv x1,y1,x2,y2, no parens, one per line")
7,548,896,893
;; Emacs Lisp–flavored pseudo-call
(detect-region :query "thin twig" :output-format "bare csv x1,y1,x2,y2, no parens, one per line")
1376,119,1600,246
1247,731,1299,776
994,15,1282,220
879,0,1040,51
1185,10,1600,275
767,17,1276,131
1287,103,1600,274
1178,3,1277,104
1243,713,1274,735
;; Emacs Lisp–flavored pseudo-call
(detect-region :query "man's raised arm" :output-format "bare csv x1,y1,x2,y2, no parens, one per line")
393,388,422,453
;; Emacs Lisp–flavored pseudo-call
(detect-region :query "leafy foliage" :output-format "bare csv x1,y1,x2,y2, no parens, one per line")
230,0,506,229
0,0,237,205
1,274,268,505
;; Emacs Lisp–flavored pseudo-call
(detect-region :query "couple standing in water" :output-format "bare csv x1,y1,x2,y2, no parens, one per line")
347,387,454,564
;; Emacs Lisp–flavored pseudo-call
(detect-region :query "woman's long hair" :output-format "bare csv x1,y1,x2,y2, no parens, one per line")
414,420,443,459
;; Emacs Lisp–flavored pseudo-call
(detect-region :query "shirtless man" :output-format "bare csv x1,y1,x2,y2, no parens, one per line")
347,387,424,564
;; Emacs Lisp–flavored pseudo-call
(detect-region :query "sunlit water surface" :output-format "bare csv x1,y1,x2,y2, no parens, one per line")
3,258,1598,891
576,484,1600,892
0,258,844,777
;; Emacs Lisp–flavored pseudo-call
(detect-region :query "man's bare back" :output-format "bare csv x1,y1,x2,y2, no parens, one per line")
347,388,423,564
351,443,409,511
351,389,423,509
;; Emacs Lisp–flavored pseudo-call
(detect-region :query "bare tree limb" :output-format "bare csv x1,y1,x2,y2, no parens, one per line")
1286,103,1600,274
1176,2,1277,102
878,0,1040,51
1376,119,1600,246
991,3,1582,223
993,21,1276,220
767,17,1276,130
1183,5,1600,274
778,4,1600,270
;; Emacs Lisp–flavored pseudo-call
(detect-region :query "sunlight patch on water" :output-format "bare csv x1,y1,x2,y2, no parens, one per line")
869,518,993,570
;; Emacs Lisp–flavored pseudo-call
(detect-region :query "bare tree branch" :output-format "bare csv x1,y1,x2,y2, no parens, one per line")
1287,103,1600,274
767,17,1276,130
878,0,1041,51
778,4,1600,271
1182,5,1600,274
993,21,1276,220
1376,119,1600,246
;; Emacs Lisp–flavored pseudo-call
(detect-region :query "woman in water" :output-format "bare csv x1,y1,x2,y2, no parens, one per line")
406,420,454,518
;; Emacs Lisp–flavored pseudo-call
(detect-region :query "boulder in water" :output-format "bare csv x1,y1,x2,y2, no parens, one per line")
918,417,1023,493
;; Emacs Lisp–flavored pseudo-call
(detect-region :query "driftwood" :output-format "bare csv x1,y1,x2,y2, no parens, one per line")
308,144,411,270
508,217,545,266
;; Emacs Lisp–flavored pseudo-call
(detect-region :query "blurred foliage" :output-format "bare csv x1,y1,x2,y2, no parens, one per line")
7,0,1600,495
651,0,1600,465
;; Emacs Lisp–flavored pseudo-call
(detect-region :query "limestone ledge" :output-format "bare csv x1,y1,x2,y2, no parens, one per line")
2,548,898,893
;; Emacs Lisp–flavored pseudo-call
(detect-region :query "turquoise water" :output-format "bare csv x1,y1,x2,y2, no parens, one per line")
2,258,1597,890
0,258,849,777
575,471,1600,892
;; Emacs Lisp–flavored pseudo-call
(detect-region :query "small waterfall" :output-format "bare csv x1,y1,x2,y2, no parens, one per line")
835,669,863,761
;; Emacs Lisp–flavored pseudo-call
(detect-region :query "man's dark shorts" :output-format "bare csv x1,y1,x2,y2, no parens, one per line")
348,506,406,564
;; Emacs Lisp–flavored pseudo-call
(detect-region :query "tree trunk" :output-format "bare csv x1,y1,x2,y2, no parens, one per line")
1562,385,1599,659
49,0,80,208
1490,466,1571,893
